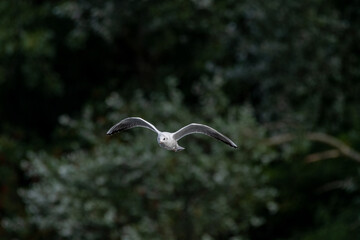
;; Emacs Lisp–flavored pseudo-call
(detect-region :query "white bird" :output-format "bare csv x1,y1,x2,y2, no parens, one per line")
106,117,237,152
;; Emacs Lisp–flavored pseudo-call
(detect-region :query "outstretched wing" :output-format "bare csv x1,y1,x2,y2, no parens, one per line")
172,123,237,148
107,117,160,135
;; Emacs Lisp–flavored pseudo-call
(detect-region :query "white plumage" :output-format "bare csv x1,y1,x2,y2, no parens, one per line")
107,117,237,152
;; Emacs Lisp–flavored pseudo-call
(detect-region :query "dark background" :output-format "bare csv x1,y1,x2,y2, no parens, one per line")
1,1,360,239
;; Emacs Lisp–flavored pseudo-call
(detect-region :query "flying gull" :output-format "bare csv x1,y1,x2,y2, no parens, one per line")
107,117,237,152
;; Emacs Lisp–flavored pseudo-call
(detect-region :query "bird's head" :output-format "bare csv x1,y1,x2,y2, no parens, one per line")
158,134,168,143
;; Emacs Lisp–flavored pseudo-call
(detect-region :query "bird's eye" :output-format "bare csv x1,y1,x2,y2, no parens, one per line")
163,138,166,141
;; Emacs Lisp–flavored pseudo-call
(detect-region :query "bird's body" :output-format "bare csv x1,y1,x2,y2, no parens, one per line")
157,132,183,151
107,117,237,152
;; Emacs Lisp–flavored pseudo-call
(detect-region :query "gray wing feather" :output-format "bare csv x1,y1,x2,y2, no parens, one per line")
107,117,160,135
172,123,237,148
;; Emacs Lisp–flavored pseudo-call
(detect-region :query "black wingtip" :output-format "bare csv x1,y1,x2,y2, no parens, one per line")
106,129,113,135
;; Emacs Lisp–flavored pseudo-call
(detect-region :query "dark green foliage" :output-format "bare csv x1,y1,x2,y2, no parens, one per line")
1,0,360,239
19,91,278,239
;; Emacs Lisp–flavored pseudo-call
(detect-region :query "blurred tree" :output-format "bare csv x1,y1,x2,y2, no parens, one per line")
53,0,360,134
0,0,360,239
18,88,279,240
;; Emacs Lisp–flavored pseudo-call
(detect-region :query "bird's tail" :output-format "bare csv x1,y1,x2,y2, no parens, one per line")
175,146,185,152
